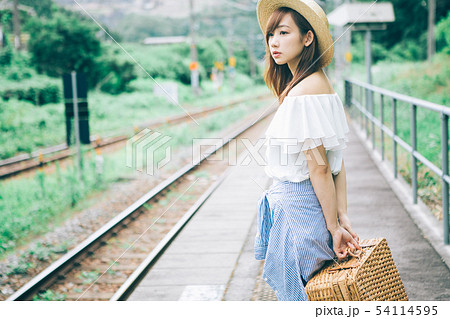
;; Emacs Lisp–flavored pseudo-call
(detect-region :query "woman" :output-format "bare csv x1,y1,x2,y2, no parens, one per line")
254,0,361,301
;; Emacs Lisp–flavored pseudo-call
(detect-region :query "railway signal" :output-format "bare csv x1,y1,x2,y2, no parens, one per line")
62,72,90,181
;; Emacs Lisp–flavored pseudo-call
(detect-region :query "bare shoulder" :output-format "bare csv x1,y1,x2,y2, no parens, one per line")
288,70,335,97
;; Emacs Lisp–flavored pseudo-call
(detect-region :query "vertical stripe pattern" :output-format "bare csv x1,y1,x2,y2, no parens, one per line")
254,178,335,301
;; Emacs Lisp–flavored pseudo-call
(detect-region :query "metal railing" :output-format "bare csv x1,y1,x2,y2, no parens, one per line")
344,78,450,245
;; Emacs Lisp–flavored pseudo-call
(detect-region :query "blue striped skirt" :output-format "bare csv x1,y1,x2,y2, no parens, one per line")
254,178,336,301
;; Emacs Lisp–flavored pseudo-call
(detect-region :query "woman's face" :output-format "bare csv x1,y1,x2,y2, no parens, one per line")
267,13,313,71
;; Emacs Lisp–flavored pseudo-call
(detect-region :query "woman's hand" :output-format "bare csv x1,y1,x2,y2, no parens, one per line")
338,214,359,243
331,226,361,260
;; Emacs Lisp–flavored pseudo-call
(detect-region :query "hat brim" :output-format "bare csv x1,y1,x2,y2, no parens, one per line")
256,0,334,68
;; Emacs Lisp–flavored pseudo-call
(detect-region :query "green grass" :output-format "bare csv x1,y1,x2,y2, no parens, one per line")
32,290,66,301
77,270,101,285
0,97,265,259
0,75,268,160
345,52,450,221
0,45,267,159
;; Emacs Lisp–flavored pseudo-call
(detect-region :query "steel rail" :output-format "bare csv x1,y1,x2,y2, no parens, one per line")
0,94,269,175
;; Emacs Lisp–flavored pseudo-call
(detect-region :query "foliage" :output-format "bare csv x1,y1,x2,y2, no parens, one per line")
0,50,61,105
345,0,450,63
348,51,450,169
388,34,429,61
92,44,138,94
19,0,55,18
78,270,101,284
0,152,106,255
350,31,429,64
346,52,450,220
32,290,66,301
2,9,136,95
356,0,450,52
26,11,102,85
436,11,450,54
116,14,189,42
0,45,13,66
0,95,266,257
232,41,251,75
197,37,227,73
0,78,60,105
124,42,196,84
0,75,266,160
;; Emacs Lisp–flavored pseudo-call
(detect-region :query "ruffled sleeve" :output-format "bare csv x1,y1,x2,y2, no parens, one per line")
264,93,349,154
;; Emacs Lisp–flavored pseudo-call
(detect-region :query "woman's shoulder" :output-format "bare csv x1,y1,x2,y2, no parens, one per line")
287,70,335,97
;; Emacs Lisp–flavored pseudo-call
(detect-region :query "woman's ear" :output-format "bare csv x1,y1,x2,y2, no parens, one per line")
304,30,314,47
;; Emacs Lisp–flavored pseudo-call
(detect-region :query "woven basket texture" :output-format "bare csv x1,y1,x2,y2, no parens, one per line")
305,237,408,301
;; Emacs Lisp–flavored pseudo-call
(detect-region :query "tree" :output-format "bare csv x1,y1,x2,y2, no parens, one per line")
27,11,102,82
354,0,450,50
19,0,54,18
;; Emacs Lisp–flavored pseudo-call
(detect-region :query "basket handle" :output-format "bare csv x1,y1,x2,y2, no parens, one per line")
347,240,378,257
326,240,380,273
347,247,363,258
327,261,360,273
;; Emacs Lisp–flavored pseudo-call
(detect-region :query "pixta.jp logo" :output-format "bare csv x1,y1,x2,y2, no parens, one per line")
126,129,172,175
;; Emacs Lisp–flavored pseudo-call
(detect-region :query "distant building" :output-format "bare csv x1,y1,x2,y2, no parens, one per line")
142,36,188,46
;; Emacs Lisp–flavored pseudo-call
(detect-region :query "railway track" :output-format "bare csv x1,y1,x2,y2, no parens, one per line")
0,94,270,180
6,102,276,301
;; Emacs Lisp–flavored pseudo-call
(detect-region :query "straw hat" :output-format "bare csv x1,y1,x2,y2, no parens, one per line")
256,0,334,68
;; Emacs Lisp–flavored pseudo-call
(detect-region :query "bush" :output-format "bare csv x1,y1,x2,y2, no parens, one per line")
5,64,33,81
26,11,102,87
388,34,427,62
233,43,251,76
436,11,450,54
125,43,194,84
0,45,13,66
92,45,138,94
0,79,61,105
197,38,227,73
234,73,255,92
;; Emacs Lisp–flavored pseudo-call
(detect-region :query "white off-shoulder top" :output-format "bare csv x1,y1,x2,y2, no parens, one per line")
264,93,350,183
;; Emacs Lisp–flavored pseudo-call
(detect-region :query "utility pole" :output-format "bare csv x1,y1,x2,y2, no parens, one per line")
71,71,82,182
0,24,4,48
427,0,436,61
227,16,235,91
189,0,200,96
248,32,256,78
12,0,21,50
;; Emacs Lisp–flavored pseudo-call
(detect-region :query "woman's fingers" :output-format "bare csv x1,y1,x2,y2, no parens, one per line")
347,242,355,251
354,239,361,250
346,228,359,242
349,237,361,250
338,249,348,260
351,231,360,243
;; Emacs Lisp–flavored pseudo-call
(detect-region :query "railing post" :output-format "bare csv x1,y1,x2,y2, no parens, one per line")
392,98,398,179
365,88,369,139
380,94,384,161
411,104,418,204
441,113,449,245
345,80,352,108
360,85,364,129
371,92,375,150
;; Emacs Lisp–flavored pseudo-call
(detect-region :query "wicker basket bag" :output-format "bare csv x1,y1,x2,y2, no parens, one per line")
305,237,408,301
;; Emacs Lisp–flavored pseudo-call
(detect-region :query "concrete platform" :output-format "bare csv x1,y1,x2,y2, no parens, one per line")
127,148,270,301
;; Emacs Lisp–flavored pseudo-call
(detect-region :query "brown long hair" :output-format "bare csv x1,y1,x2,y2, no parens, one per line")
263,7,321,104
